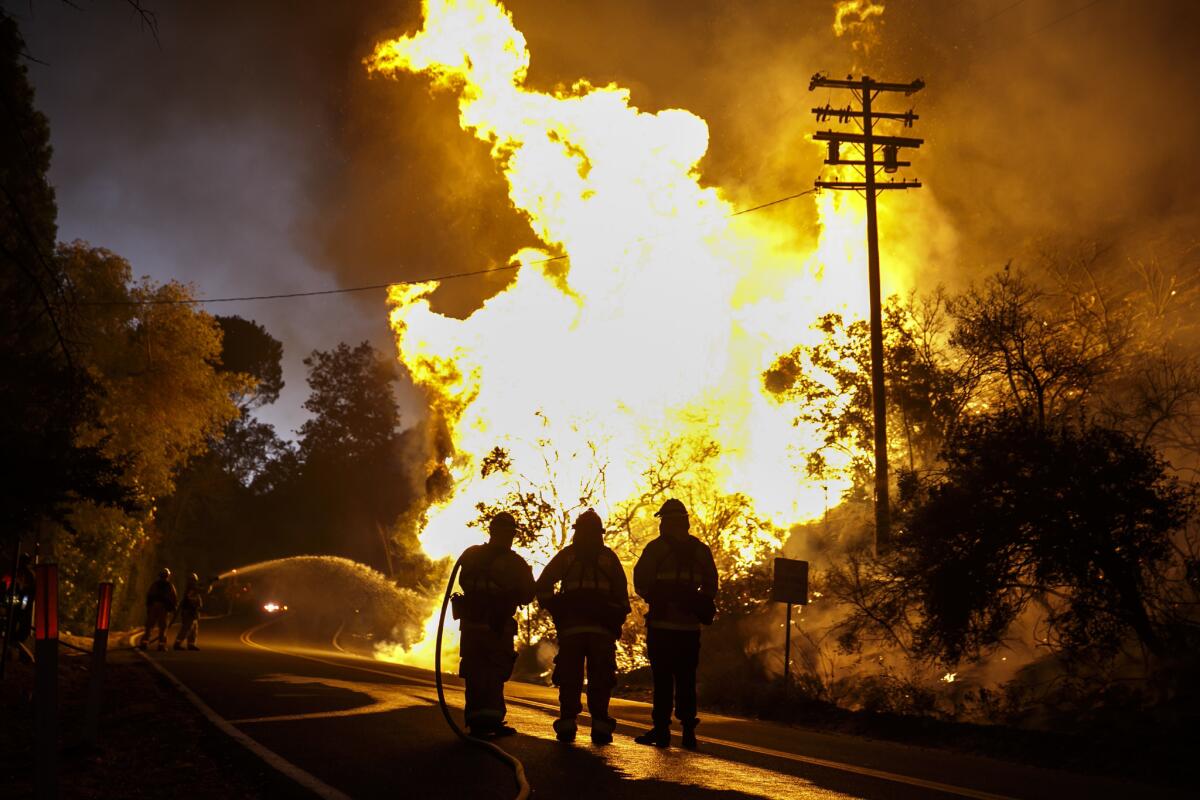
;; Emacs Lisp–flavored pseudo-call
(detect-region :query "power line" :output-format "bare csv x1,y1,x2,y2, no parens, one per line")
85,188,818,306
978,0,1026,27
1034,0,1108,33
729,189,818,216
970,0,1111,49
117,263,530,305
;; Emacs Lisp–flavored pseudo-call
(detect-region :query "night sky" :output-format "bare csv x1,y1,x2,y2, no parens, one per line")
11,0,1199,437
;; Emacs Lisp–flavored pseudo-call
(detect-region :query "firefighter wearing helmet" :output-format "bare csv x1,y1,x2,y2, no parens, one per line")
174,573,204,651
453,511,535,738
140,568,177,651
633,498,718,749
535,508,630,744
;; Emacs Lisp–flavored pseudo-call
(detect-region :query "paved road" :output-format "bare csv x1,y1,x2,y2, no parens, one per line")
134,614,1167,800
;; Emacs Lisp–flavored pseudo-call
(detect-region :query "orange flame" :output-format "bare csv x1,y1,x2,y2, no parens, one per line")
833,1,886,53
367,0,922,665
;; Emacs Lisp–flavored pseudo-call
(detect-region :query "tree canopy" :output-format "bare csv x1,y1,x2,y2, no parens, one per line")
52,243,245,618
0,13,131,546
896,413,1193,663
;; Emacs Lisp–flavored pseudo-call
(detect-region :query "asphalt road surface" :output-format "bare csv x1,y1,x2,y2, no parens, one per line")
131,614,1172,800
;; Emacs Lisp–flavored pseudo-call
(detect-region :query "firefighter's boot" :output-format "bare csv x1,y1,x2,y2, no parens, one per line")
591,715,617,745
634,726,670,748
682,720,699,750
173,641,184,651
553,717,577,743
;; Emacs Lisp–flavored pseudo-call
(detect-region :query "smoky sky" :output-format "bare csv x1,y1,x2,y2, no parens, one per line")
10,0,1200,436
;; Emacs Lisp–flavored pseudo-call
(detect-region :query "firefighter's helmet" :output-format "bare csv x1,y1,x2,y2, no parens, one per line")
489,511,517,536
573,508,604,535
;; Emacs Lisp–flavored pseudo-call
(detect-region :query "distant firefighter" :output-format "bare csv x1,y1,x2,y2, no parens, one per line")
140,568,177,652
633,499,719,749
174,573,204,651
453,512,535,738
535,508,630,744
10,553,35,647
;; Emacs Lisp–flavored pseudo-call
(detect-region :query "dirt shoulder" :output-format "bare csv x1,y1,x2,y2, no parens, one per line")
0,633,308,799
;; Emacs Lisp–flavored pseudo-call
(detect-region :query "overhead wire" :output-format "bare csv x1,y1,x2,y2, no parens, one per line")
85,187,819,306
967,0,1112,49
977,0,1027,27
1033,0,1109,33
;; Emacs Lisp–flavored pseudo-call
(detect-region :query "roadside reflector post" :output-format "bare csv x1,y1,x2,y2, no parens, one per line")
34,562,59,799
770,558,810,696
84,581,114,748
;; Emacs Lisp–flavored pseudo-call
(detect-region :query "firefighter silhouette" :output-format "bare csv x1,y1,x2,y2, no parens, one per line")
454,512,535,737
140,568,177,652
633,499,718,749
174,573,204,650
535,508,630,744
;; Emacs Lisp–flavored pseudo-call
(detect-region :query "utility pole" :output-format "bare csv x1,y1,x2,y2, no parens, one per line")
809,73,924,551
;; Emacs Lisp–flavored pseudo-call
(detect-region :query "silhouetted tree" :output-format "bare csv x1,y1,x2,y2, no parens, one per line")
893,413,1193,665
471,420,609,560
948,265,1127,430
216,314,284,409
292,341,407,570
764,292,976,504
158,314,293,577
0,13,131,556
299,342,400,463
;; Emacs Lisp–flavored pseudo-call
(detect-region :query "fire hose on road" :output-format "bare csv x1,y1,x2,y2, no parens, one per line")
436,555,530,800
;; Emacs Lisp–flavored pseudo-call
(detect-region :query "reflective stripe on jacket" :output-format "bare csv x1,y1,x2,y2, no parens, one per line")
633,535,718,631
535,539,630,636
458,543,536,634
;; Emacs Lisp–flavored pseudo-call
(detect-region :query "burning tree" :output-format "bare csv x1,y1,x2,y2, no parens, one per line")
764,290,977,506
470,419,609,563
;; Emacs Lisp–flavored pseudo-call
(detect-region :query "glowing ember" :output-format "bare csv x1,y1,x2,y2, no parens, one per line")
941,672,957,683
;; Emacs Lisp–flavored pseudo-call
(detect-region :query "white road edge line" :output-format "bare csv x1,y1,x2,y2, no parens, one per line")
134,645,352,800
240,625,1018,800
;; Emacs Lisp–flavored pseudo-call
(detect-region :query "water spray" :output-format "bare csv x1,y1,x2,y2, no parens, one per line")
435,556,529,800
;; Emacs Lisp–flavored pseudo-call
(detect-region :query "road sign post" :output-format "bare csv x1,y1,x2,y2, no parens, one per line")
771,558,809,692
85,581,114,748
34,562,59,799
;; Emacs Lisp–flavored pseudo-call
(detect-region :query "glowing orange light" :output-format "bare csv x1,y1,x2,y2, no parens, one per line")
95,582,114,632
34,563,57,641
